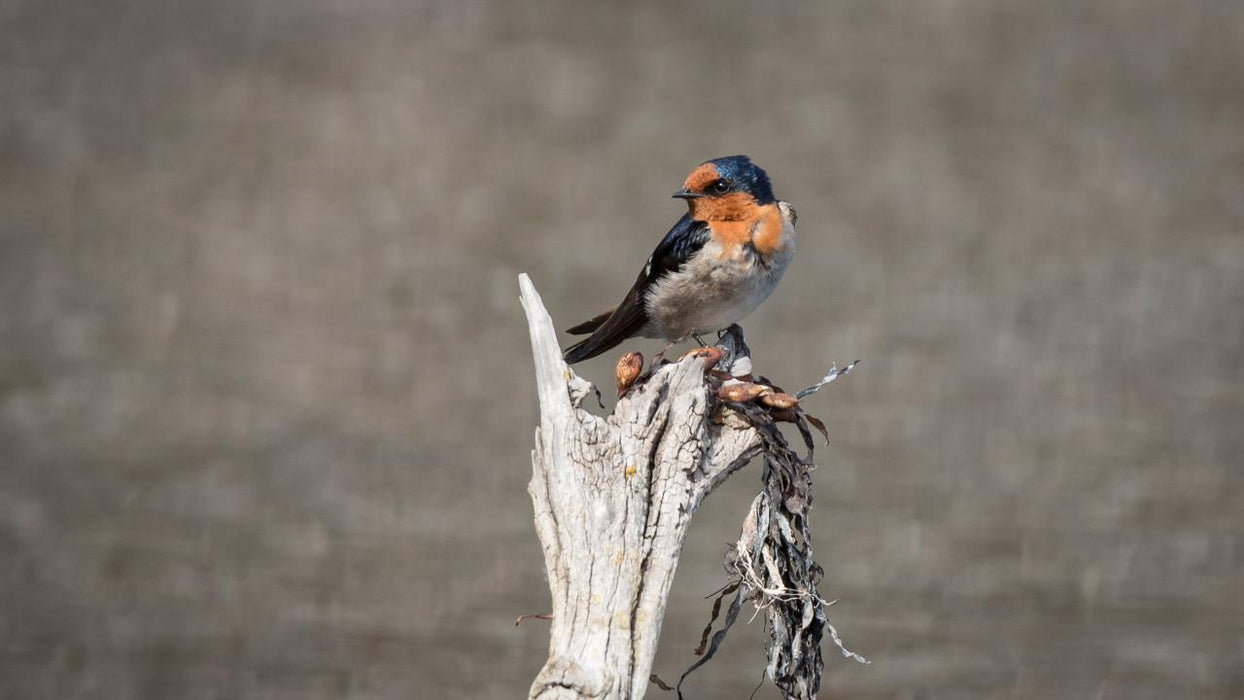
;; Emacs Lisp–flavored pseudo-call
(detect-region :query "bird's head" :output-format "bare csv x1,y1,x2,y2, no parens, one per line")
672,155,776,221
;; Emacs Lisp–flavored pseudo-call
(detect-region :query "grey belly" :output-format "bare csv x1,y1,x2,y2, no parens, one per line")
643,246,792,339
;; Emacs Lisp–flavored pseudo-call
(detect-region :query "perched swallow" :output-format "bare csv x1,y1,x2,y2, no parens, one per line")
563,155,797,364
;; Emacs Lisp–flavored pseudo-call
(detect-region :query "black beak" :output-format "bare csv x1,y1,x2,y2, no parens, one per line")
671,189,704,199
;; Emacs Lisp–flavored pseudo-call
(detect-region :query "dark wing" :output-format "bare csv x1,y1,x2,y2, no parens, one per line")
563,214,710,364
645,213,714,281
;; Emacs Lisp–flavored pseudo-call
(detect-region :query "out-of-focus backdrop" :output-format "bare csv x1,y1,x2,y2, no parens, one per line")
3,1,1243,698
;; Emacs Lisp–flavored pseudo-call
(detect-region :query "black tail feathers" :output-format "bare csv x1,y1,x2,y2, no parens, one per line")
565,309,613,336
562,301,646,364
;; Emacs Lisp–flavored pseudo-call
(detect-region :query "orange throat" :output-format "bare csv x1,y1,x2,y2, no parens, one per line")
701,201,784,259
688,192,756,222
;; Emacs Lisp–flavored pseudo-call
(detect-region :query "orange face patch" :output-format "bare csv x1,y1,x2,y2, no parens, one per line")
682,162,721,193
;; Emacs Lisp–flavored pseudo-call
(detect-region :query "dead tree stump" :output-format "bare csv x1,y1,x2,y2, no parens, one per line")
519,274,863,700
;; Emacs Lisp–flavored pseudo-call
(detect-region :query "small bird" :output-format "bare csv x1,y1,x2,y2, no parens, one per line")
563,155,797,364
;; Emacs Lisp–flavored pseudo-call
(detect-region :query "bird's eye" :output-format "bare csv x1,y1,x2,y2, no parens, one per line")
711,179,731,194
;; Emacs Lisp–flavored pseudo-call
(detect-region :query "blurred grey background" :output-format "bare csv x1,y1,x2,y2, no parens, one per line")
3,1,1242,698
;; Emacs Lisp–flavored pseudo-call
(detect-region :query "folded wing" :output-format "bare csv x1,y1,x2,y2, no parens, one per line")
563,214,710,364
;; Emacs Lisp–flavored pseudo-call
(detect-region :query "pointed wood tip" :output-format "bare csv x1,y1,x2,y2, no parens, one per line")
519,273,573,419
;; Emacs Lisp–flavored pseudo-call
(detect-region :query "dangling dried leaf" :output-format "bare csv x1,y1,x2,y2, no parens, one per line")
677,584,746,699
768,408,799,423
682,357,866,699
803,412,830,446
694,581,740,656
790,412,817,457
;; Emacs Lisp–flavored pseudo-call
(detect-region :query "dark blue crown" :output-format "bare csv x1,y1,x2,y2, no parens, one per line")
707,155,775,204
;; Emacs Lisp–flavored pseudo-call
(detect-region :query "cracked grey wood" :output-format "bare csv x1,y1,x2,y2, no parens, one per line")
520,274,762,700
